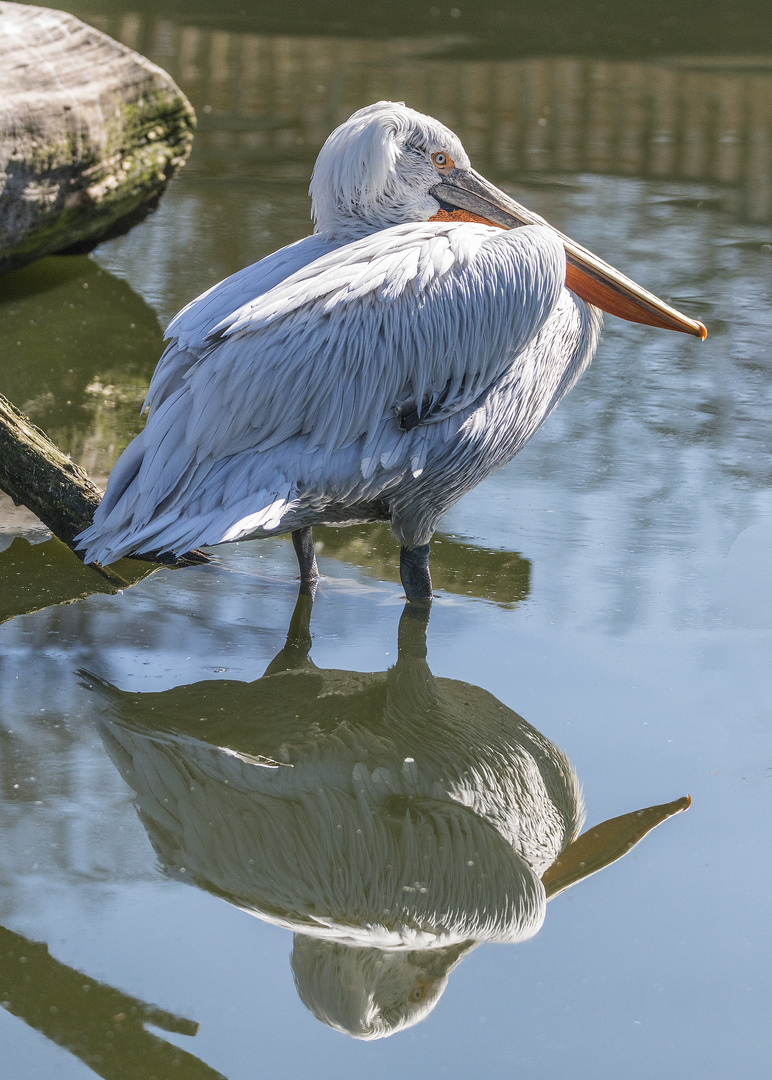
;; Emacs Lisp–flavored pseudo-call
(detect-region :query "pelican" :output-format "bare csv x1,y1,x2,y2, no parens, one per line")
76,101,706,598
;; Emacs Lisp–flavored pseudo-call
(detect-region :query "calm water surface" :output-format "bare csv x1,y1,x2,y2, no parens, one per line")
1,3,771,1078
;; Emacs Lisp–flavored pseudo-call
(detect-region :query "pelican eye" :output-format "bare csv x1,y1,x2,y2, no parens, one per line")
431,151,455,171
408,975,432,1002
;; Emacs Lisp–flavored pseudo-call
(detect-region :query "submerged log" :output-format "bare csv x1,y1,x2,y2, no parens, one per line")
0,1,195,274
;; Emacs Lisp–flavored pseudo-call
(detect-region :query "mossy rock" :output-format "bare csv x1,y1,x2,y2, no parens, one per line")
0,1,195,274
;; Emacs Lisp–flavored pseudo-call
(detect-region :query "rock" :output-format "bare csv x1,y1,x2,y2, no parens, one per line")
0,1,195,274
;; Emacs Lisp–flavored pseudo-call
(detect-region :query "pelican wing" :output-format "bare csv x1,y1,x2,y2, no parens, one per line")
78,222,566,561
165,222,565,465
143,233,339,412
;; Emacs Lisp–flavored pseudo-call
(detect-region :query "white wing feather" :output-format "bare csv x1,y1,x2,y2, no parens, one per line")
78,222,566,562
144,234,339,411
176,222,563,462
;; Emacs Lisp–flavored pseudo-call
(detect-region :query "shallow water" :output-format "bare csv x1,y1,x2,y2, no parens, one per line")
2,3,771,1078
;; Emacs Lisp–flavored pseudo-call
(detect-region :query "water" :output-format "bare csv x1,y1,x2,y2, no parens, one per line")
1,3,771,1078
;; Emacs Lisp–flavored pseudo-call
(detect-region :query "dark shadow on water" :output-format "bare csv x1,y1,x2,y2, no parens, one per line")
0,536,157,626
0,924,225,1080
316,524,531,606
80,590,689,1040
0,257,163,458
64,0,772,59
0,522,528,626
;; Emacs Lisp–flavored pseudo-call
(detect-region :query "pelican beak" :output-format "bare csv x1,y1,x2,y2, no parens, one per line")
430,169,707,340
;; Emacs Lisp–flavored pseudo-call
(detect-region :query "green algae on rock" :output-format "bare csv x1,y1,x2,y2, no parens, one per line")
0,1,195,274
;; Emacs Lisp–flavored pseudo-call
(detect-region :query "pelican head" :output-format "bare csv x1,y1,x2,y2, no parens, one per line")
291,938,471,1040
311,100,706,338
310,101,471,237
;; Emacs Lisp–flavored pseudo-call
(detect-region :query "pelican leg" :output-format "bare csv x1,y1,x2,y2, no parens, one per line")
291,526,319,587
397,599,431,657
400,543,433,602
263,584,316,675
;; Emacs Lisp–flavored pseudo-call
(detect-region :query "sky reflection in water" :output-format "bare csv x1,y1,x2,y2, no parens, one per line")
1,2,771,1078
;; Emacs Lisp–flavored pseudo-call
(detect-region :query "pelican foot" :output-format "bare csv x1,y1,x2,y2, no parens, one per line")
400,543,433,602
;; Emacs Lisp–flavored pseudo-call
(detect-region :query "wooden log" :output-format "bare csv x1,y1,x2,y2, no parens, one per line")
0,391,103,549
0,1,195,274
0,392,207,576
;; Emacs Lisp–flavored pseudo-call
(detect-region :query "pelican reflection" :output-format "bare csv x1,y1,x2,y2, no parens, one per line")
82,594,688,1040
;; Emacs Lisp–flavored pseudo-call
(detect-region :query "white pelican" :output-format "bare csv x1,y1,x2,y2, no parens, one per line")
77,101,706,598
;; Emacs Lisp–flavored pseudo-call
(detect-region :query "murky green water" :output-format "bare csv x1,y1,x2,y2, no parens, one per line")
2,3,771,1077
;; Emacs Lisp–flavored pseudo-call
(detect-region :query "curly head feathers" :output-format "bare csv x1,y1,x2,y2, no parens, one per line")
310,101,470,237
